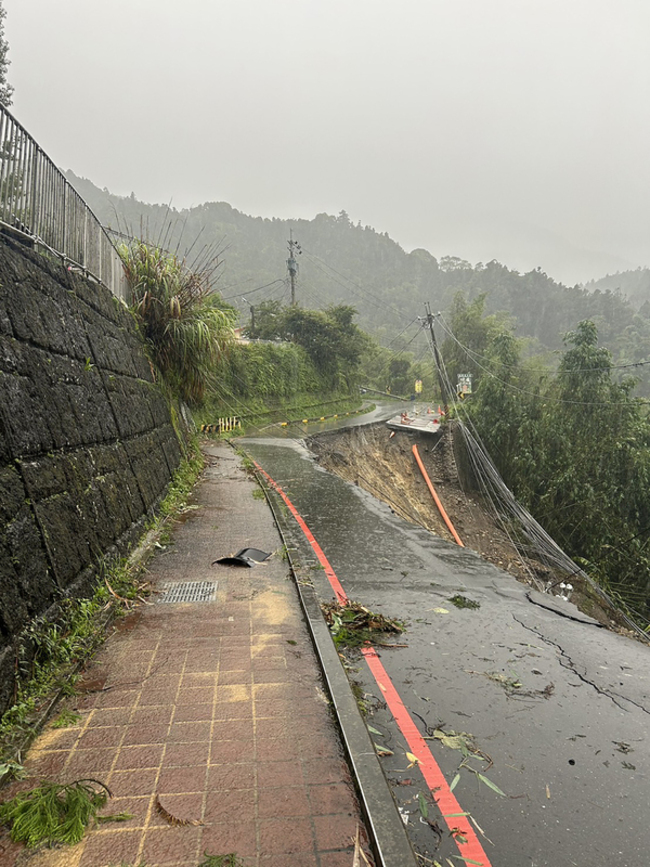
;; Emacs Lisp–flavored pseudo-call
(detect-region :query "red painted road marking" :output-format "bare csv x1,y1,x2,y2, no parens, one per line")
252,460,348,604
363,646,491,865
253,458,494,867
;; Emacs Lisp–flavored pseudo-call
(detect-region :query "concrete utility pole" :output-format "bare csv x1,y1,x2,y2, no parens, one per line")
424,302,449,410
287,229,300,305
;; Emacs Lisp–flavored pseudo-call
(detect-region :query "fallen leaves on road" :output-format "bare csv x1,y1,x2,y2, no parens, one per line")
155,795,203,827
321,599,404,648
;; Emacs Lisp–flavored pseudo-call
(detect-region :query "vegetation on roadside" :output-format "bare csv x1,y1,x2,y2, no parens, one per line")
193,327,369,433
69,176,650,402
195,385,365,435
445,297,650,624
0,0,12,107
0,444,205,764
119,241,236,405
50,709,81,729
247,302,370,391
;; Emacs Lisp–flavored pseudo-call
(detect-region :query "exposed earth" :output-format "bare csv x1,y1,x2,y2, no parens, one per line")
307,420,635,634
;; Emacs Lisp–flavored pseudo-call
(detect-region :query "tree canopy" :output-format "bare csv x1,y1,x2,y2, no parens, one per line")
0,1,13,107
452,300,650,621
66,170,650,398
248,303,369,391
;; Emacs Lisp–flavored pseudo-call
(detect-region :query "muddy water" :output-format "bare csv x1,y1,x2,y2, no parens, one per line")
242,422,650,867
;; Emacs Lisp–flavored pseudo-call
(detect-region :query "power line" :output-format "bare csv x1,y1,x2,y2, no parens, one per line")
437,316,650,376
301,248,415,326
437,314,650,407
427,317,650,636
222,278,286,301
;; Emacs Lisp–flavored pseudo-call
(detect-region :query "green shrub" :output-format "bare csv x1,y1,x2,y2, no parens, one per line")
120,242,236,404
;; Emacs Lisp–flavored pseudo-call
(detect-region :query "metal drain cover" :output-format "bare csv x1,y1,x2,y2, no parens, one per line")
157,581,218,604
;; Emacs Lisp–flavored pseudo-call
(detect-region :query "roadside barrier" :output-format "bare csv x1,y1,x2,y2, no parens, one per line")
279,407,369,428
201,406,371,436
200,417,242,434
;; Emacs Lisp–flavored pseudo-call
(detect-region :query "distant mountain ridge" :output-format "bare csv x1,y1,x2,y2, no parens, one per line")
586,268,650,313
66,170,650,367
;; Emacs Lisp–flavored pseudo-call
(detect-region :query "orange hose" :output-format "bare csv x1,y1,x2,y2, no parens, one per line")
412,444,464,547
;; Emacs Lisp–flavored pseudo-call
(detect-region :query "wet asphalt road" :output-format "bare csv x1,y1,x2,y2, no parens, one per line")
242,411,650,867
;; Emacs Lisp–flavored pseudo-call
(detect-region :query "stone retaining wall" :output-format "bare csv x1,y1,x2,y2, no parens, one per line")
0,237,181,711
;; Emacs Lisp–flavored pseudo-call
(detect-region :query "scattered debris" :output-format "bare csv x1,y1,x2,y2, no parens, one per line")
212,548,271,567
448,594,480,610
425,726,508,797
424,816,444,845
321,599,404,648
465,669,555,699
0,761,25,784
0,778,112,847
155,795,203,826
469,812,495,845
449,827,468,845
352,823,373,866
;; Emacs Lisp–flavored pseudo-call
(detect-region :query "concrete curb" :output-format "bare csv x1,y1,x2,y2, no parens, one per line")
244,451,419,867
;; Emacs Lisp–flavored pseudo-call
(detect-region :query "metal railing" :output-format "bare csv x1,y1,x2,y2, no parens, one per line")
0,104,128,301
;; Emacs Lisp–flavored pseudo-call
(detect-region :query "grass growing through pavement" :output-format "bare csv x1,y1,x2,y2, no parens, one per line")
449,594,481,610
50,709,81,729
198,855,246,867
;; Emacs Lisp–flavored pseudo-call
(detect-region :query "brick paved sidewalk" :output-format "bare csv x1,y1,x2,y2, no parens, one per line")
1,444,374,867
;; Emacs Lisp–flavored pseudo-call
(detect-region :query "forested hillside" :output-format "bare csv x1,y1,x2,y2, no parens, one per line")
586,268,650,313
449,304,650,626
68,172,650,379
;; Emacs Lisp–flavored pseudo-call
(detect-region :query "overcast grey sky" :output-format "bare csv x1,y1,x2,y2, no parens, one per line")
4,0,650,283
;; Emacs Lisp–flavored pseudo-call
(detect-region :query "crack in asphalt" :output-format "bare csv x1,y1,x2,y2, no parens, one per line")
512,614,650,715
524,590,605,627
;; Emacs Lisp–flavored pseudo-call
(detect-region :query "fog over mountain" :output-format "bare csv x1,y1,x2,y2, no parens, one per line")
4,0,650,285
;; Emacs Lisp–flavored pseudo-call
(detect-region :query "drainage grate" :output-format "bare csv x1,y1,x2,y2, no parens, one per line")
157,581,218,604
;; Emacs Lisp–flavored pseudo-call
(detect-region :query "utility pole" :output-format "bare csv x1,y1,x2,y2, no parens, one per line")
424,302,449,410
242,297,255,337
287,229,300,305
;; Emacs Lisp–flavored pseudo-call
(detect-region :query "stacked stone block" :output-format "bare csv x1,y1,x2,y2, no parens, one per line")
0,238,181,712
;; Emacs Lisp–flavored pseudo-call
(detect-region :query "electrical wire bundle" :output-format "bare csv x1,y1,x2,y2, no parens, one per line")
429,314,650,639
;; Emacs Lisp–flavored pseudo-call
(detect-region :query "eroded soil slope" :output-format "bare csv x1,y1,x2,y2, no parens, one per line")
308,422,545,580
308,421,639,632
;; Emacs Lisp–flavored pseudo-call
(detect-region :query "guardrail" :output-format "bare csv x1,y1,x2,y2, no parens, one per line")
0,104,128,301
